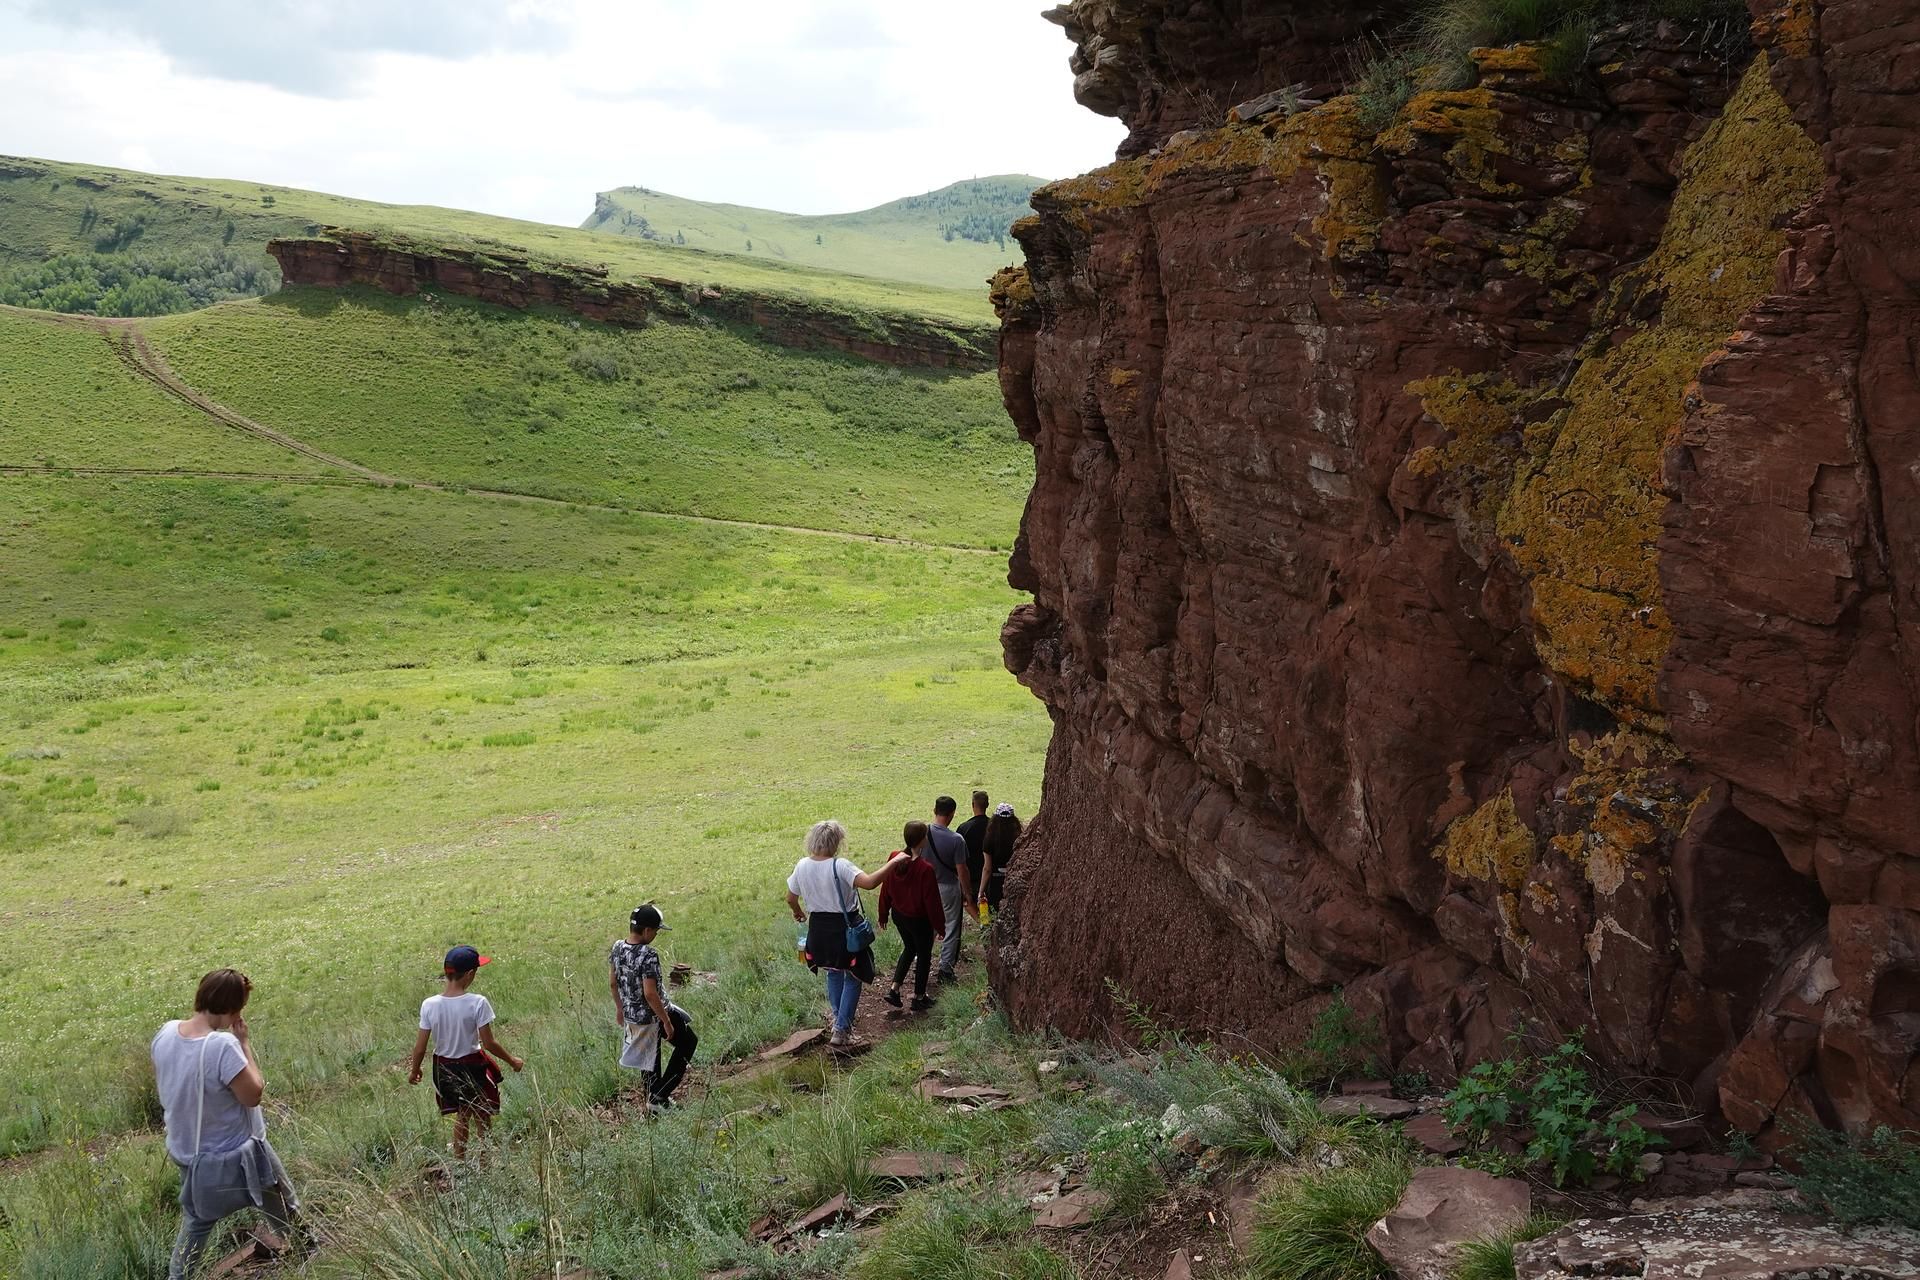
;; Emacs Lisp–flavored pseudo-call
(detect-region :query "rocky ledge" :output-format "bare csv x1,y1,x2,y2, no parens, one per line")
268,229,995,372
989,0,1920,1141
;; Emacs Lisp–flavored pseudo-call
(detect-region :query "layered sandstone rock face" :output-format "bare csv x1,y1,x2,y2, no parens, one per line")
270,230,994,371
989,0,1919,1139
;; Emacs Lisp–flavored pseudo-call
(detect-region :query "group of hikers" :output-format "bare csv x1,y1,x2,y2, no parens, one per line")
148,790,1022,1278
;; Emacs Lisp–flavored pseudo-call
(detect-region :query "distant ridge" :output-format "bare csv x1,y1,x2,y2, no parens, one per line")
582,175,1043,293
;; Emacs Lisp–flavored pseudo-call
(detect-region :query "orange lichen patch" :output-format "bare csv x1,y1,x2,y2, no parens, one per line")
1499,57,1822,719
1474,43,1548,81
1554,731,1701,898
1436,789,1535,892
1755,0,1816,58
1107,366,1139,388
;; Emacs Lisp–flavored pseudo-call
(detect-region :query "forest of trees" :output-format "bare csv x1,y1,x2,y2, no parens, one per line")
0,247,278,316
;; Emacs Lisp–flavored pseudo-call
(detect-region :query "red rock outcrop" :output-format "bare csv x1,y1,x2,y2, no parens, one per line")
990,0,1920,1140
268,229,994,371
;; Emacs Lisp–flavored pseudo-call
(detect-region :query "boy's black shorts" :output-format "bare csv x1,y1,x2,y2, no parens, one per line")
431,1053,502,1116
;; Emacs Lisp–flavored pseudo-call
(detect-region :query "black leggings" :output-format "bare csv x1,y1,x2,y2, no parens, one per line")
890,916,936,997
652,1006,697,1103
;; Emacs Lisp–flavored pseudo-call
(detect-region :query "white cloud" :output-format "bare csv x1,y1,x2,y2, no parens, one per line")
0,0,1123,225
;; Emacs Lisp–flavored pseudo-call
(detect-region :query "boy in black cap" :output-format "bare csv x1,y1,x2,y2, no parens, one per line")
408,945,523,1160
610,904,698,1112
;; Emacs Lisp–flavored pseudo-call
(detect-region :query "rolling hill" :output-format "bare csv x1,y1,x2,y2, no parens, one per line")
0,154,997,324
581,175,1043,292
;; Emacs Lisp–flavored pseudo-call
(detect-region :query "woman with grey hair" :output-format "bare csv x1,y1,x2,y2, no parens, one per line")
786,819,903,1046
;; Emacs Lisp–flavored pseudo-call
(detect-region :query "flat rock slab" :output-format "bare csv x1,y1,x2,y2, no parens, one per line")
1340,1079,1396,1097
1319,1094,1417,1120
1034,1187,1112,1229
1403,1111,1466,1155
1164,1249,1194,1280
916,1077,1010,1103
1367,1165,1531,1280
760,1028,826,1060
205,1240,276,1278
1516,1201,1920,1278
788,1193,851,1236
870,1151,967,1181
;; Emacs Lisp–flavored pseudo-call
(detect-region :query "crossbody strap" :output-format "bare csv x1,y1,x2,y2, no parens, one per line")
834,858,856,915
192,1031,209,1159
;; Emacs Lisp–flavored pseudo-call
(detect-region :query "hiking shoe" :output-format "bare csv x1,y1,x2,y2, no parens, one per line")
829,1029,847,1047
910,996,935,1012
647,1096,676,1113
936,970,958,985
881,989,903,1008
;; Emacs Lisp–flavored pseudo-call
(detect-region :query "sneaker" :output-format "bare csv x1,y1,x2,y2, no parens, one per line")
910,996,935,1012
936,970,958,985
648,1096,676,1113
881,989,903,1008
829,1029,847,1047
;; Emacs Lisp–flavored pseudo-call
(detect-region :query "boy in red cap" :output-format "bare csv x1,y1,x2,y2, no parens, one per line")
408,945,523,1159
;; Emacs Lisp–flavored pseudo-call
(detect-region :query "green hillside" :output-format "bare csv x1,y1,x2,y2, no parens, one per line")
145,287,1025,547
0,155,996,323
582,175,1042,292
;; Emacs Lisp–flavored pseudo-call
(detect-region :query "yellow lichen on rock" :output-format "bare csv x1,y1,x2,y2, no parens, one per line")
1499,56,1822,718
1437,789,1535,891
989,266,1036,322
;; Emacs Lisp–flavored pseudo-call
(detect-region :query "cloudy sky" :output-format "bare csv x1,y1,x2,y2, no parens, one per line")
0,0,1123,225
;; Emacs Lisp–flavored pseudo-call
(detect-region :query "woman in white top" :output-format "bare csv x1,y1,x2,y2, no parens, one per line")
150,968,299,1280
786,819,903,1046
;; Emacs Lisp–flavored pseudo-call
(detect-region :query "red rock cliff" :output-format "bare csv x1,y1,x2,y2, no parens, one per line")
269,229,995,372
990,0,1919,1140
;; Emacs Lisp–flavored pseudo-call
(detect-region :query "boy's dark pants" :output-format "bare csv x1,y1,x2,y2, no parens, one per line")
651,1006,697,1104
891,916,936,998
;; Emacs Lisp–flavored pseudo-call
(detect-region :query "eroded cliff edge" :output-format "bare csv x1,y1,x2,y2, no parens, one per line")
989,0,1919,1140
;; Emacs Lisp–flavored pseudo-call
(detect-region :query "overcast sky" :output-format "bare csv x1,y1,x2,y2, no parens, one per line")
0,0,1123,225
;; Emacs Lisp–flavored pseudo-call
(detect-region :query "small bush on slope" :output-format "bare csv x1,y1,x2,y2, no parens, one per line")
1784,1121,1920,1229
1248,1151,1413,1280
1450,1213,1568,1280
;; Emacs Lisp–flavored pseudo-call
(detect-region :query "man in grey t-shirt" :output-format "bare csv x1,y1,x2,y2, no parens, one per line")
926,795,977,982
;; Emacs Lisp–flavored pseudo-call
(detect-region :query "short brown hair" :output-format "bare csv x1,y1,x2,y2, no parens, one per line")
903,820,929,849
971,791,989,810
194,968,252,1016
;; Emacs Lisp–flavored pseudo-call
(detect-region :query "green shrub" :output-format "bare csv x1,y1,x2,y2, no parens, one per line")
1083,1041,1317,1158
1287,994,1384,1088
1782,1121,1920,1229
1249,1153,1412,1280
1083,1118,1165,1217
1444,1036,1658,1186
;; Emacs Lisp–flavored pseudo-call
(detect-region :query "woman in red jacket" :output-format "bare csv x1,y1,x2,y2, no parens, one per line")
877,820,944,1011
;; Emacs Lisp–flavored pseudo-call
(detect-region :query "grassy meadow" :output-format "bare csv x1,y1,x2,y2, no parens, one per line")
583,176,1041,293
0,270,1066,1278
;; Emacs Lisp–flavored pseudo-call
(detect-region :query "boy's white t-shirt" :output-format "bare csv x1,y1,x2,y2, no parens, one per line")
788,856,859,915
151,1021,267,1163
419,991,494,1058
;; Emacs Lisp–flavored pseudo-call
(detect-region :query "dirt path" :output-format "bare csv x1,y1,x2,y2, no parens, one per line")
1,304,1000,555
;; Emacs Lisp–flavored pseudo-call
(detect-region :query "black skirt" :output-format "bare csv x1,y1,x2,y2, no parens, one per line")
804,910,875,982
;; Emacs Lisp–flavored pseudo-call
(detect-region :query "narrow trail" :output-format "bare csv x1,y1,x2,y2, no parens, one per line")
1,304,1000,556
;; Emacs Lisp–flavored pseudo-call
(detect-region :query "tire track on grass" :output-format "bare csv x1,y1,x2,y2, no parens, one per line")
0,304,1000,555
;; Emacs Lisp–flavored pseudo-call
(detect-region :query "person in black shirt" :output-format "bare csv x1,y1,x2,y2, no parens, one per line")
955,791,989,907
